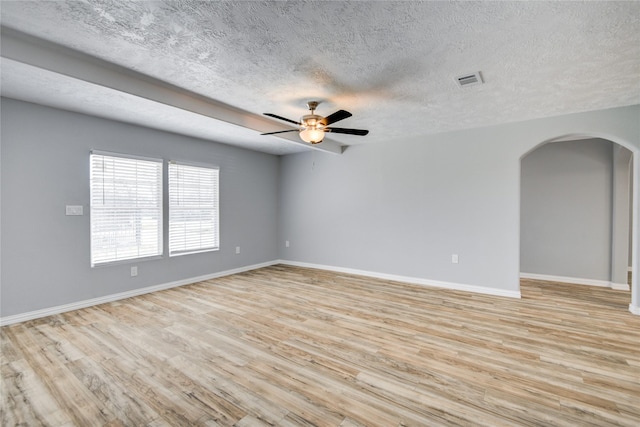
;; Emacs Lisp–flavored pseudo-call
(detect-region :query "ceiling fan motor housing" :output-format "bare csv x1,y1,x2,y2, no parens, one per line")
301,114,324,129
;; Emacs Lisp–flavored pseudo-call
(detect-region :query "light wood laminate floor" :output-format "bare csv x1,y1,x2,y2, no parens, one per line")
2,265,639,426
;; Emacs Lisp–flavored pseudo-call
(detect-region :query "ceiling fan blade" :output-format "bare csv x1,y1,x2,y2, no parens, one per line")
264,113,300,125
322,110,352,126
260,129,299,136
326,127,369,136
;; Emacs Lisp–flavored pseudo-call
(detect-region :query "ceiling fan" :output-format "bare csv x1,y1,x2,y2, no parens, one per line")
261,101,369,144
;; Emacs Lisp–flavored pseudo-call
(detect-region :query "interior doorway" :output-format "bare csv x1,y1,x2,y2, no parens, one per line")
520,136,634,310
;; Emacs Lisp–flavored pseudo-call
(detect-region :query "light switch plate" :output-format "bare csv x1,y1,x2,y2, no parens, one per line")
66,205,83,216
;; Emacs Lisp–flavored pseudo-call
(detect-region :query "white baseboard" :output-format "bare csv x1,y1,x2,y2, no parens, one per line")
4,261,630,325
611,282,632,291
279,260,521,299
0,260,279,326
520,272,630,291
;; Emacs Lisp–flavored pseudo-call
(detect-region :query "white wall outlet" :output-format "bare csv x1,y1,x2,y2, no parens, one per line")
452,254,459,264
235,246,240,254
285,240,290,248
65,205,83,216
131,266,138,277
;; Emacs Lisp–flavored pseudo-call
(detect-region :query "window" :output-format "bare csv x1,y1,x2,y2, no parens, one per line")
169,161,219,256
90,152,163,266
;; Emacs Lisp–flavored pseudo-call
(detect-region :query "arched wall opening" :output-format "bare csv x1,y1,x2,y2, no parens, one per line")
519,134,637,314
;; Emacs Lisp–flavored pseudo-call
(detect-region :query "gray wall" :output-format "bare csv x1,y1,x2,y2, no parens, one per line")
1,98,279,317
520,139,614,281
610,145,633,284
279,131,524,291
2,99,639,318
279,106,640,294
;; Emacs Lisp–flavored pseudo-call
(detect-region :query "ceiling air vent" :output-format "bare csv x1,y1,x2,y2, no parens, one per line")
456,71,483,88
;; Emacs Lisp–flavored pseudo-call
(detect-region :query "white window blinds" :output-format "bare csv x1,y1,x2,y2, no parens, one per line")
90,152,163,266
169,162,219,256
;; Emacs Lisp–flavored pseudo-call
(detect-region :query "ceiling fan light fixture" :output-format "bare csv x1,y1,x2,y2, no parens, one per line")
299,128,325,144
299,111,325,144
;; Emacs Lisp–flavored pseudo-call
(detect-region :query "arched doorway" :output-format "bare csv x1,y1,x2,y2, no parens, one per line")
519,134,637,314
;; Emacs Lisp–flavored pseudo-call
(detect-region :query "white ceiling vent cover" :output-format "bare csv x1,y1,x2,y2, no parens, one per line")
456,72,483,88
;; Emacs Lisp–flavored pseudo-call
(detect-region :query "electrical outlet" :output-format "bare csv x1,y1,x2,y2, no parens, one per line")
285,240,290,248
235,246,240,254
451,254,459,264
131,266,138,277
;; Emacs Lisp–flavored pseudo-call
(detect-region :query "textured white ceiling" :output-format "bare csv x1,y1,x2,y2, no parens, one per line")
1,1,639,154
